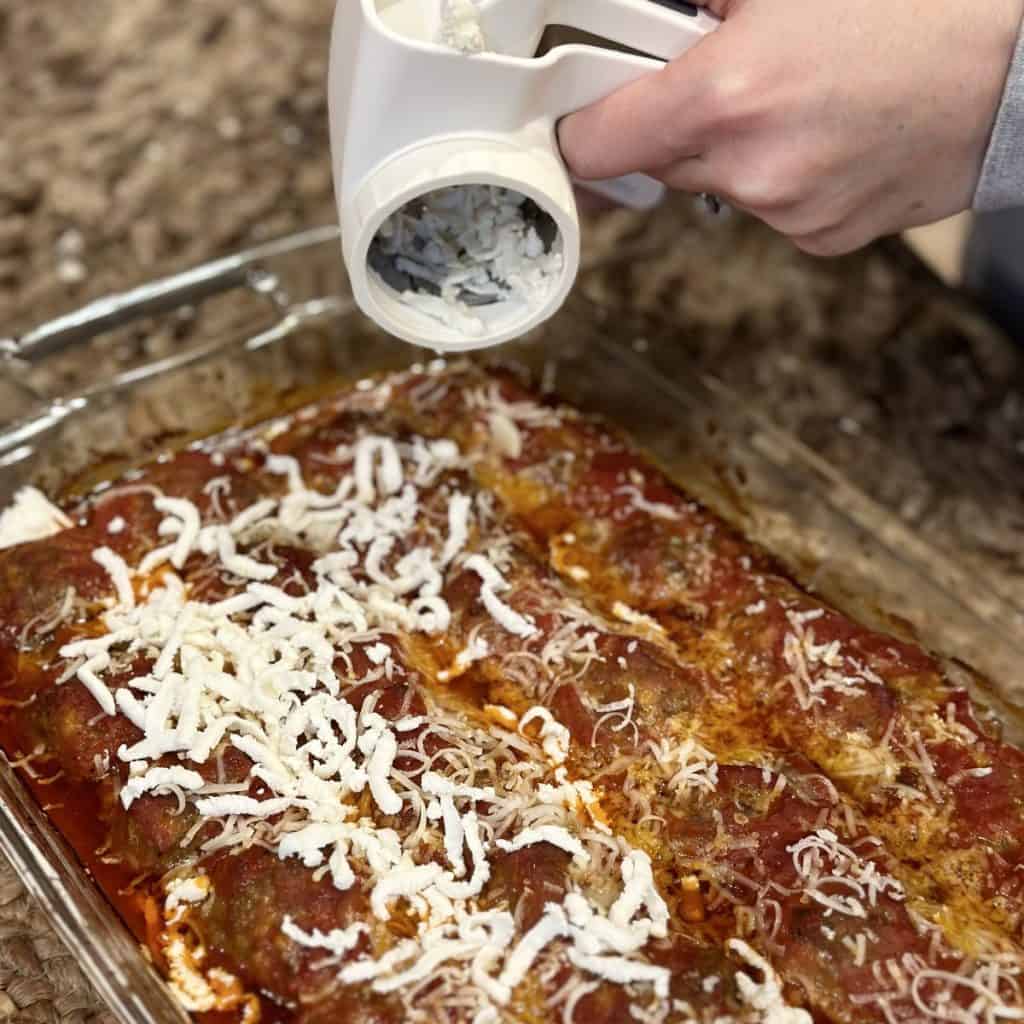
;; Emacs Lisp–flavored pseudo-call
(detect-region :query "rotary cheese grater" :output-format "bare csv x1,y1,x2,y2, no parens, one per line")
329,0,719,351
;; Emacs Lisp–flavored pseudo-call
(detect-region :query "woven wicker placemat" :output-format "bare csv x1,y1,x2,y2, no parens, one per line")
0,862,113,1023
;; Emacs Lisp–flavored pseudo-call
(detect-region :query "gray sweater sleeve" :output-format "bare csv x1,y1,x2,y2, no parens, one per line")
975,25,1024,211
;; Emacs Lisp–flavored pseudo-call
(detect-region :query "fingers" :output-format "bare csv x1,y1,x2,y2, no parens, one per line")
789,227,865,259
651,151,879,258
559,0,939,260
785,196,884,257
558,36,723,181
650,154,722,197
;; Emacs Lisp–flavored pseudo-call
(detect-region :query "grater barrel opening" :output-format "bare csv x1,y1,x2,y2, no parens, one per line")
365,183,565,343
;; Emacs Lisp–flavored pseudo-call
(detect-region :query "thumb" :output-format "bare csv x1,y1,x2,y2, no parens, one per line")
558,16,731,181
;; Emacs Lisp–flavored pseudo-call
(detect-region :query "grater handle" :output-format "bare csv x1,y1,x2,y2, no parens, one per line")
543,3,718,119
548,0,719,64
541,0,719,210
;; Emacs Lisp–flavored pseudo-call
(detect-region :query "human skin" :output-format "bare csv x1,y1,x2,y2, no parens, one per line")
558,0,1024,256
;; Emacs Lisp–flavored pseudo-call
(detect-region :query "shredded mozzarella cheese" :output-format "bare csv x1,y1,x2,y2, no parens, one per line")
0,487,71,549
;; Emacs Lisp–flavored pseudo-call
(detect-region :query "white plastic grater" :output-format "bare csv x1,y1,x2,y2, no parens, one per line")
329,0,719,351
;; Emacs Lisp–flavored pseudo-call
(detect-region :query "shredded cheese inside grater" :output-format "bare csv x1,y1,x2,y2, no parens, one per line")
371,186,564,337
438,0,486,52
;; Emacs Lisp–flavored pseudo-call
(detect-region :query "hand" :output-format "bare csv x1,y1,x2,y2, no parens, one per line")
558,0,1023,256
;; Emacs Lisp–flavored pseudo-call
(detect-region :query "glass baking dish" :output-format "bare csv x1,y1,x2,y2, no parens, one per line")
1,226,1022,1024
